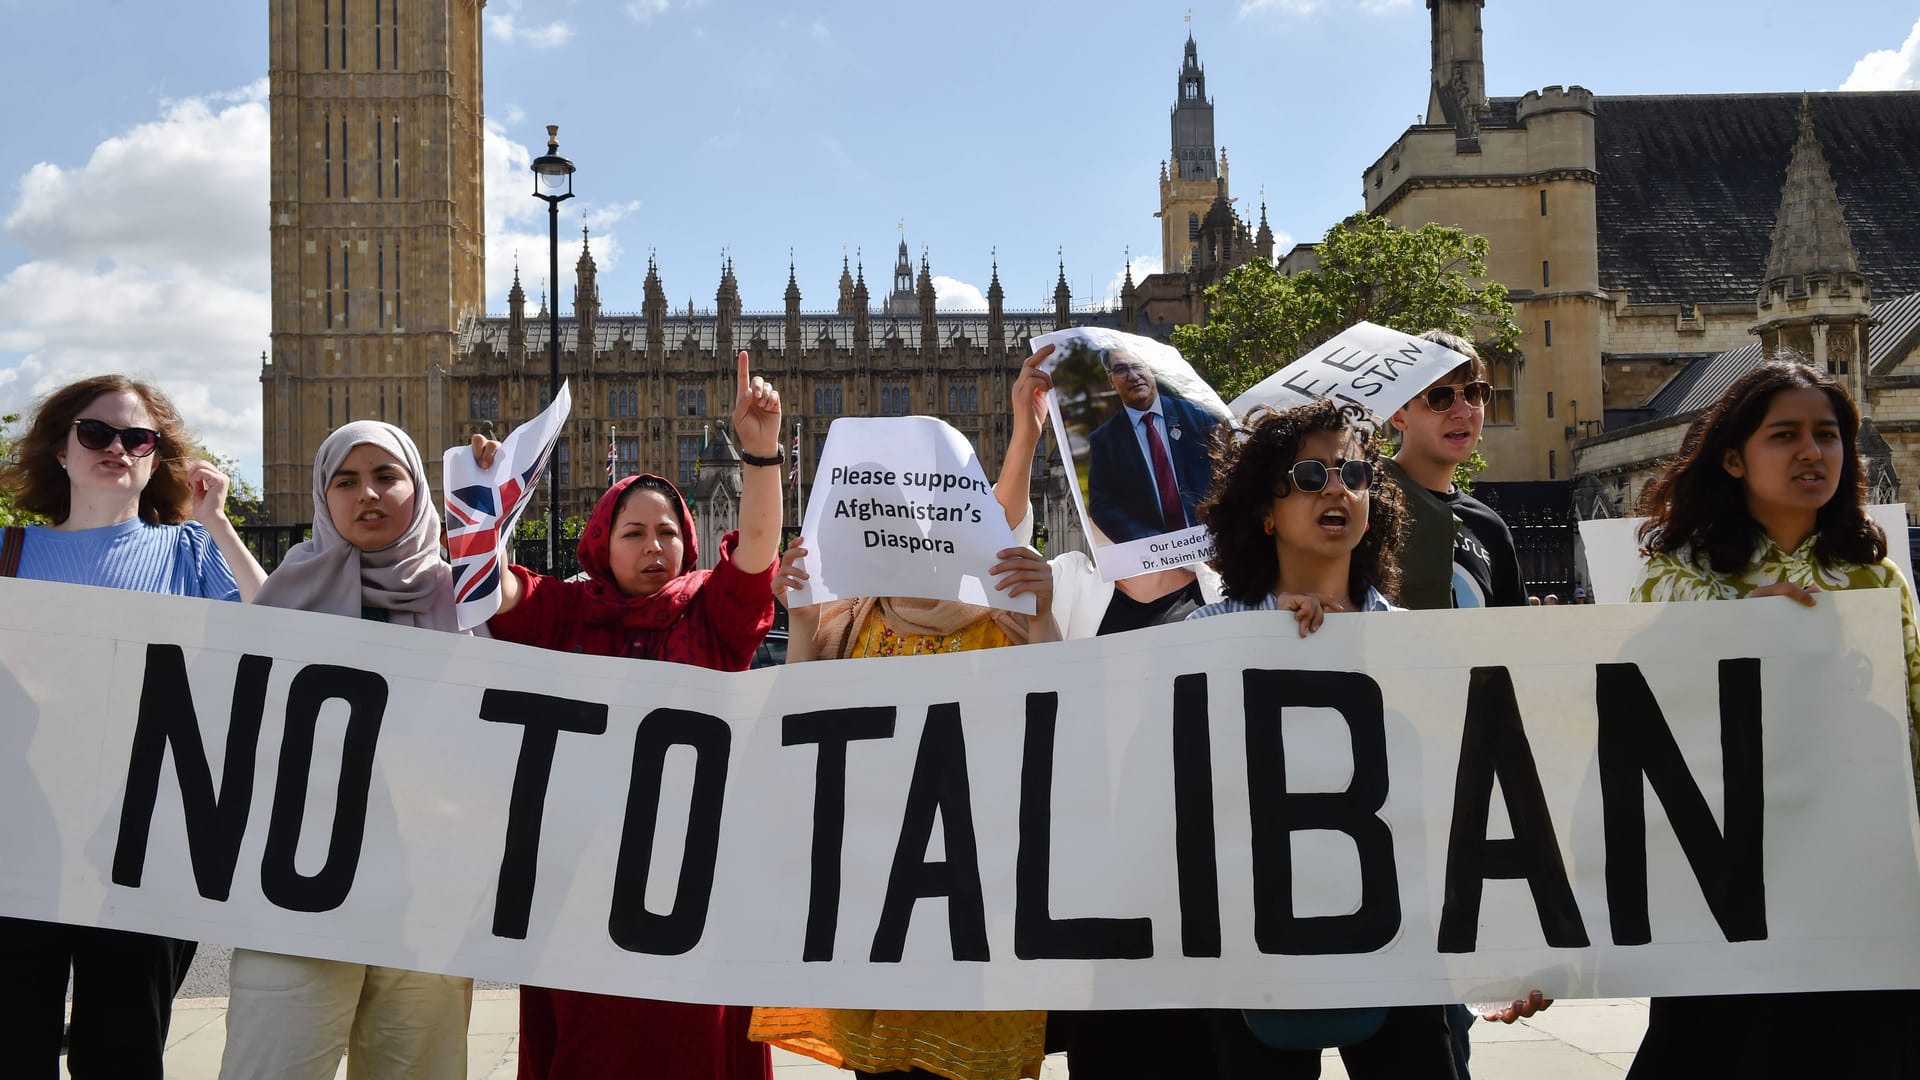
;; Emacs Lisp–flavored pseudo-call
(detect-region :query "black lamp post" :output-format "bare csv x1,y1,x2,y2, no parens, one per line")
531,124,575,572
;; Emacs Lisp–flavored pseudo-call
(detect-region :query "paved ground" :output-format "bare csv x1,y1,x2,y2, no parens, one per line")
107,992,1653,1078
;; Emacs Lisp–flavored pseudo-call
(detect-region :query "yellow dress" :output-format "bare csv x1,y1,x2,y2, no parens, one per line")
749,612,1048,1080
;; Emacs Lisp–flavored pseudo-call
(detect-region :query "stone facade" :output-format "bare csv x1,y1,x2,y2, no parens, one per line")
1367,1,1920,509
259,0,1099,538
261,0,486,525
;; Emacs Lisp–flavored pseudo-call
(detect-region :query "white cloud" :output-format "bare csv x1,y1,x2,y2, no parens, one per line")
811,19,830,41
932,276,987,311
1841,17,1920,90
0,80,270,484
486,12,574,49
481,120,639,314
625,0,669,23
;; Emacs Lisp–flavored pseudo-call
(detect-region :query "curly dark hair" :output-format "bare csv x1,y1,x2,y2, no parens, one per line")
0,374,199,525
1199,398,1404,606
1636,360,1883,572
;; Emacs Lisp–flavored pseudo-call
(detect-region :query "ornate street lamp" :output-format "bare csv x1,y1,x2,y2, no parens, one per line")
530,124,575,572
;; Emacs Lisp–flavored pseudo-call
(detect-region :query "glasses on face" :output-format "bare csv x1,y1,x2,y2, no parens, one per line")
1284,458,1374,495
1420,381,1493,412
73,418,160,458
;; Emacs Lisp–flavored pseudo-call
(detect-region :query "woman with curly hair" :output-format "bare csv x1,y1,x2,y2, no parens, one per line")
1186,398,1463,1078
1626,361,1920,1078
0,373,263,1079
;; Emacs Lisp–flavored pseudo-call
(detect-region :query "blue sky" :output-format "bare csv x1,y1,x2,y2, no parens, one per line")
1,0,1916,483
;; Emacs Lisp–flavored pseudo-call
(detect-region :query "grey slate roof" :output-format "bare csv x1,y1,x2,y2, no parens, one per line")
458,312,1067,356
1871,290,1920,374
1576,91,1920,306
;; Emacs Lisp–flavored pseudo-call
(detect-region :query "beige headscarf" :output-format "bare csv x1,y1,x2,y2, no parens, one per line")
252,421,462,632
812,596,1031,660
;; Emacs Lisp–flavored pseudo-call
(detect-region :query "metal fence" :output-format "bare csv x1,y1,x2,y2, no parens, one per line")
1474,482,1579,600
235,524,309,574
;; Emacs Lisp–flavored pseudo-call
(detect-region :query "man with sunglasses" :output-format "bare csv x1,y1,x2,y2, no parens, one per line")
1384,331,1536,1079
1383,331,1527,611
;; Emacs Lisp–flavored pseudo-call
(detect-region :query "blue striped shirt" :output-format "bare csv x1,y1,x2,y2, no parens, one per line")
11,518,240,601
1188,586,1397,621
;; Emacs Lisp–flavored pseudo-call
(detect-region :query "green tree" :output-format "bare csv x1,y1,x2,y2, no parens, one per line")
1173,213,1521,403
0,413,42,527
203,452,265,526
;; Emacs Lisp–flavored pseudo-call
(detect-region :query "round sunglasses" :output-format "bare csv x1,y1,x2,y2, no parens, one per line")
73,418,161,458
1418,381,1493,412
1284,458,1374,495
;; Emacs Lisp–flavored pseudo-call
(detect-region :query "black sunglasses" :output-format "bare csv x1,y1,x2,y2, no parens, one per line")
1419,381,1493,412
73,418,160,458
1285,458,1374,495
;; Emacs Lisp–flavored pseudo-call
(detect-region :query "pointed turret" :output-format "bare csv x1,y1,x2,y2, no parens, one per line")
852,258,871,349
836,252,856,316
917,250,937,358
643,252,666,351
886,229,916,316
1121,250,1140,328
1755,96,1873,397
1053,257,1072,329
507,260,527,369
1256,201,1275,261
574,223,599,358
785,255,803,354
987,252,1005,354
716,254,740,354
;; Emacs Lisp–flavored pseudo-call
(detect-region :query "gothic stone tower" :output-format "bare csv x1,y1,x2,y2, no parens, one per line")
1754,98,1872,401
1158,32,1222,275
260,0,487,523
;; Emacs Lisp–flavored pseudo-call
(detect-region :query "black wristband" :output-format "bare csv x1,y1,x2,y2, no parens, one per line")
739,447,785,468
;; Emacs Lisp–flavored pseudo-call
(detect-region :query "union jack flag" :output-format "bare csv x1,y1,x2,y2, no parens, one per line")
443,382,573,629
606,426,617,483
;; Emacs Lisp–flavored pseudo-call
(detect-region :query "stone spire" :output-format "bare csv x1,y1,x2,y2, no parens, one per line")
1053,256,1072,329
1755,96,1873,397
917,249,937,355
643,251,666,351
1257,200,1275,260
836,251,856,316
507,259,527,369
784,254,803,354
574,222,599,357
1763,97,1862,286
987,251,1005,353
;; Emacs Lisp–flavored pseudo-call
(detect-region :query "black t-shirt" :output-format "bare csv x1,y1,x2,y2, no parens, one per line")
1438,488,1527,609
1098,579,1206,635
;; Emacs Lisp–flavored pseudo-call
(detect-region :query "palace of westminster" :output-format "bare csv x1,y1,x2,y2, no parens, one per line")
261,1,1920,568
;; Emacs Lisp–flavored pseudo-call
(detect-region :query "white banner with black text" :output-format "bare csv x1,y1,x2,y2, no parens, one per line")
2,579,1919,1009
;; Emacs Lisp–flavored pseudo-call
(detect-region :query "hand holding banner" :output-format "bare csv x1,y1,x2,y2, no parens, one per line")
787,416,1033,614
1229,321,1473,421
442,382,573,629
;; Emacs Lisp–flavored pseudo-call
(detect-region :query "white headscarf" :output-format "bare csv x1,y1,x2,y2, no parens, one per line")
252,421,462,632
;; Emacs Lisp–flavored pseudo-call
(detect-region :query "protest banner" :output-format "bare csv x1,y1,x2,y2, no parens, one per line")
5,579,1920,1011
786,415,1031,615
1578,504,1913,604
442,381,573,628
1031,327,1232,583
1228,322,1474,422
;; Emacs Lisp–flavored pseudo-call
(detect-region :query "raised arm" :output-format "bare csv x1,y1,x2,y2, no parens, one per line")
994,345,1054,530
188,460,268,602
731,350,784,576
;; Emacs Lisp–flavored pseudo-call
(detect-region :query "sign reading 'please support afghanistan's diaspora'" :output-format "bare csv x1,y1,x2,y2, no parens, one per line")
786,415,1031,615
3,580,1919,1010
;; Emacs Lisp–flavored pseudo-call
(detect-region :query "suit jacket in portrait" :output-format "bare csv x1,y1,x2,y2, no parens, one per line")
1085,392,1219,544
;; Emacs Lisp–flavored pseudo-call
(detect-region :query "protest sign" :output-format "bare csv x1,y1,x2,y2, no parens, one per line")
786,416,1031,615
1031,327,1232,583
442,382,573,628
5,579,1920,1011
1579,504,1913,604
1229,322,1474,421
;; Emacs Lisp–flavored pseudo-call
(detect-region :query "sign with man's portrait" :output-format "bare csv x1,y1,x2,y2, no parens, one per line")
1031,328,1232,582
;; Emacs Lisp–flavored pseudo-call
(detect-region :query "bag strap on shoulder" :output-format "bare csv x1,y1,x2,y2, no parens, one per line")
0,526,23,578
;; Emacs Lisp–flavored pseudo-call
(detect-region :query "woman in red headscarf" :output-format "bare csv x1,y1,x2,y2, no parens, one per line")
474,351,782,1080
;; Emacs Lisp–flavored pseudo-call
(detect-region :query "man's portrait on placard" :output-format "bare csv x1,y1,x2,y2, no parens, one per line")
1038,329,1231,573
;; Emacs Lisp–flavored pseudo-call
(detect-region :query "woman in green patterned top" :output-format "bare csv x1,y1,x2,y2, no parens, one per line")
1627,360,1920,1078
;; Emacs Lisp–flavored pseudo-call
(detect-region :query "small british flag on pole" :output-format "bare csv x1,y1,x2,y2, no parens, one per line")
442,382,573,629
606,425,616,484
